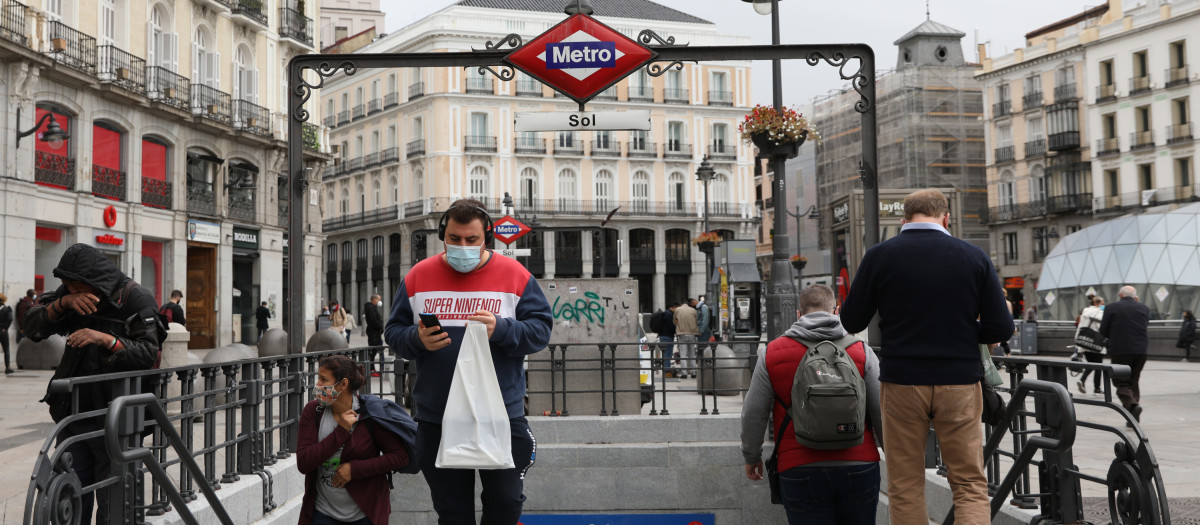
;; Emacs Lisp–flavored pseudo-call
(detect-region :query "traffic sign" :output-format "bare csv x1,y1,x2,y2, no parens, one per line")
504,14,657,104
515,110,651,132
492,215,532,245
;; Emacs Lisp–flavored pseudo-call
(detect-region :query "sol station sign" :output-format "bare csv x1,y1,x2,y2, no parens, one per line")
505,13,657,104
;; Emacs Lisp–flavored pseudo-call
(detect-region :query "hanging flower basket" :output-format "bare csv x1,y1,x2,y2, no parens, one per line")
789,255,807,271
739,104,820,159
698,241,716,254
751,131,805,159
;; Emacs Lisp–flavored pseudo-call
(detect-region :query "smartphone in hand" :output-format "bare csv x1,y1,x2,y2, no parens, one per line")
418,313,444,335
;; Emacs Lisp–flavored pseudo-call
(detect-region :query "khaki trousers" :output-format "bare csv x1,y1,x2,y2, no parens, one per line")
881,382,990,525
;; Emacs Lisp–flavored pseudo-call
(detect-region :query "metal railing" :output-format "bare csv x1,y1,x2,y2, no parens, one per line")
1048,131,1079,151
593,89,617,101
708,143,736,161
1022,91,1043,110
464,135,497,152
363,152,379,169
628,141,657,158
591,140,620,157
141,178,171,209
233,99,270,136
35,150,76,190
503,198,741,218
987,200,1046,223
993,100,1012,117
515,137,546,154
466,77,492,94
994,145,1015,163
1046,192,1092,214
1096,137,1120,156
92,165,126,201
516,82,542,97
708,90,733,106
554,139,584,155
1095,84,1117,103
187,187,216,216
664,88,689,104
345,156,363,173
1165,66,1189,88
1129,75,1152,95
191,84,232,124
231,0,266,25
1053,83,1076,102
383,92,399,108
408,82,424,99
368,98,381,114
337,110,350,125
380,147,399,164
45,20,96,74
406,139,425,157
278,7,313,46
1024,138,1046,157
147,67,190,110
97,45,146,93
1,0,28,46
323,207,399,232
1167,122,1192,144
928,357,1169,525
1130,130,1155,151
351,104,364,120
664,142,692,159
228,195,256,222
628,86,653,102
323,115,335,127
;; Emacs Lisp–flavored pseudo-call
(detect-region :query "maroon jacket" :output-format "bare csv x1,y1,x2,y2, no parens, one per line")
297,398,409,525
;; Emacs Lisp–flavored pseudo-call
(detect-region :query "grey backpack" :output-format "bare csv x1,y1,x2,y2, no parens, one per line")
788,336,866,450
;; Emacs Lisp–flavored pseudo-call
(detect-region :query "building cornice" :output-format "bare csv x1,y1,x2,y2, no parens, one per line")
976,46,1082,81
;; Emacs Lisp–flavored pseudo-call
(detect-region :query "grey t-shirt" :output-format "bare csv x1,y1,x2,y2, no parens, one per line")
314,397,367,522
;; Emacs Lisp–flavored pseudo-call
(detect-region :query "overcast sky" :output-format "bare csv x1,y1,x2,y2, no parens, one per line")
376,0,1095,106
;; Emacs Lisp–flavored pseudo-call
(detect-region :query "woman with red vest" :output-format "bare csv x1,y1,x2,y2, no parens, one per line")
741,284,883,524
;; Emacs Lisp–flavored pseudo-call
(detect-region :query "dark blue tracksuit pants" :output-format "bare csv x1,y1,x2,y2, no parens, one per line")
416,417,536,525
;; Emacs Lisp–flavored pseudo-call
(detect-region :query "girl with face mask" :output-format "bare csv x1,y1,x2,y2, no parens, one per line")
297,356,409,525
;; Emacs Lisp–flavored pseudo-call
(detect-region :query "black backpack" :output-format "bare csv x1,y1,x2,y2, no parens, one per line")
649,309,666,333
357,394,421,488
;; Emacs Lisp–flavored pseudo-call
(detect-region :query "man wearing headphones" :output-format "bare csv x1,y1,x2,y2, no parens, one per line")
385,198,553,525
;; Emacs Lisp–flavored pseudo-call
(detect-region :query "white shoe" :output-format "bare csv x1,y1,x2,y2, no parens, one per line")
1182,359,1190,363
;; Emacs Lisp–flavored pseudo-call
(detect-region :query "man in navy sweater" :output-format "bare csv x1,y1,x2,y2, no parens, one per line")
1099,285,1150,428
840,189,1013,525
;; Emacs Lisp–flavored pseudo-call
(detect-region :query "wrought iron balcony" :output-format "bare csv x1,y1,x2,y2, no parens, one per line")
191,84,231,124
1095,84,1117,103
302,123,320,152
380,147,399,163
1048,131,1079,151
324,115,335,127
708,143,736,161
1129,130,1154,151
345,156,362,172
147,67,190,110
1046,193,1092,214
664,142,692,159
35,151,75,190
352,104,364,120
1024,138,1046,157
465,77,492,94
408,82,424,99
231,0,267,26
97,45,146,93
988,200,1047,223
45,21,96,74
1,0,29,46
628,86,653,102
91,165,126,201
322,207,399,232
516,82,542,97
465,135,497,153
593,88,617,101
1165,66,1190,88
708,90,733,106
1168,184,1198,202
554,138,584,155
228,195,256,223
187,187,216,216
1129,75,1151,96
383,92,399,108
362,152,378,169
1167,122,1193,144
993,100,1012,118
989,204,1017,223
1019,91,1042,110
1054,83,1076,102
627,141,657,158
591,140,620,157
337,110,350,125
368,98,381,114
664,88,689,104
406,139,425,157
994,145,1015,163
1096,137,1120,156
278,7,313,47
141,178,171,209
515,137,545,155
234,99,270,136
403,199,426,218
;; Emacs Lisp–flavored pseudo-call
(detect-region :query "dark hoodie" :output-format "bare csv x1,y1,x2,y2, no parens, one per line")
25,244,163,424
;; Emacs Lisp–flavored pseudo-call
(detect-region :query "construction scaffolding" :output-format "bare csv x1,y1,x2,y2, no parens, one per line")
813,64,989,251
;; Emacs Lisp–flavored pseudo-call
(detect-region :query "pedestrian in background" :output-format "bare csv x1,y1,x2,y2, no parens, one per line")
343,306,356,343
329,300,347,338
695,296,712,343
363,294,384,376
1076,296,1106,395
840,189,1013,525
1178,310,1196,362
160,289,187,327
659,304,677,377
0,293,12,374
1099,285,1150,428
256,301,271,339
674,298,699,379
15,289,35,343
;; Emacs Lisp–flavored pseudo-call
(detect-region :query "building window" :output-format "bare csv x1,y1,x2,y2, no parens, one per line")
668,172,685,212
1033,227,1049,261
1176,157,1193,189
712,173,730,215
1029,165,1045,203
413,169,424,199
234,45,257,103
632,171,650,213
1138,163,1154,193
141,136,170,209
469,166,489,200
192,26,218,88
595,169,612,211
557,169,577,212
327,243,337,267
1004,232,1018,265
520,167,538,207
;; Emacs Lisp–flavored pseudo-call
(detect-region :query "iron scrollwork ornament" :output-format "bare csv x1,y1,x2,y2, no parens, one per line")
36,467,82,525
473,33,523,52
292,61,358,123
638,29,682,47
646,61,690,78
471,65,516,82
806,51,872,113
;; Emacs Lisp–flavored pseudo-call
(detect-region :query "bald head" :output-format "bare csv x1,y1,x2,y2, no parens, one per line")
1118,286,1137,299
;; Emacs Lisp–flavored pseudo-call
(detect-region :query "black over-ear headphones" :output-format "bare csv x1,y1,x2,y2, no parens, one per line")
438,205,494,245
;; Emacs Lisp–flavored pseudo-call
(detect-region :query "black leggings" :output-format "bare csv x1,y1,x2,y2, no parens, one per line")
1078,351,1105,391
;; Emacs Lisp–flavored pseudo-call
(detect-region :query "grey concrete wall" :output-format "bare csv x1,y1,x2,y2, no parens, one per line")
1037,323,1190,359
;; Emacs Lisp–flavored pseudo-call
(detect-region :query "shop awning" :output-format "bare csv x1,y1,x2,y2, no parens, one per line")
726,263,761,283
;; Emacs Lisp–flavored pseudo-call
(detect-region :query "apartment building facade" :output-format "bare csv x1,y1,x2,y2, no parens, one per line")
319,1,758,314
0,0,328,348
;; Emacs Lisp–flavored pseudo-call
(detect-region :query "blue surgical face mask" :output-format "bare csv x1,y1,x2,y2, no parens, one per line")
446,244,483,273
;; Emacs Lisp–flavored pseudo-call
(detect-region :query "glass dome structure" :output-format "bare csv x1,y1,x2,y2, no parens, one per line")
1036,202,1200,320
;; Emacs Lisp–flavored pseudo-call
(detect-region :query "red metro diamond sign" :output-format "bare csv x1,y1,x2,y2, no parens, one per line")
505,14,657,104
492,215,532,245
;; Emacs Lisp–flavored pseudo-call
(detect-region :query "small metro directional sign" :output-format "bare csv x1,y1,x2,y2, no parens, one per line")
492,215,532,245
504,14,657,104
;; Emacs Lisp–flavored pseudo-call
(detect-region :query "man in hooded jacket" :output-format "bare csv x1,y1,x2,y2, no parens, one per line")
24,243,164,524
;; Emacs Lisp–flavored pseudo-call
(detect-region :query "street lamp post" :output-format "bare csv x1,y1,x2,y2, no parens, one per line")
696,156,716,324
785,204,819,296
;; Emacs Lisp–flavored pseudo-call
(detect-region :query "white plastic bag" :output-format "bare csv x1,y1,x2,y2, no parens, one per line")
436,322,515,469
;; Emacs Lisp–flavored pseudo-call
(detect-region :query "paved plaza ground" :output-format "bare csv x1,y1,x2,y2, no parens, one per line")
1,345,1197,523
